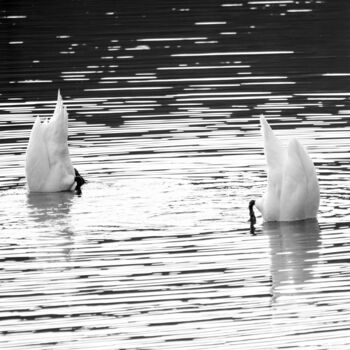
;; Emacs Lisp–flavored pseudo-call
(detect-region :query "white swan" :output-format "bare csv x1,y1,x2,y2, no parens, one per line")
250,115,319,222
25,91,85,193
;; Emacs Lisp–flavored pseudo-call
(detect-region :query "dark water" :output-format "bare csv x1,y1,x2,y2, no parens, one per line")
1,1,350,349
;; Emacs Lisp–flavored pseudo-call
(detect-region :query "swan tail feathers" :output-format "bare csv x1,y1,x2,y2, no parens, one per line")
47,90,69,143
26,117,50,191
260,115,285,195
291,138,320,218
280,138,319,220
260,115,285,170
260,116,285,220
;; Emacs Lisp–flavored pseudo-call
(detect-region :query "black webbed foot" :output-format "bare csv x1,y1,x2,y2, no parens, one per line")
74,168,86,194
249,200,256,234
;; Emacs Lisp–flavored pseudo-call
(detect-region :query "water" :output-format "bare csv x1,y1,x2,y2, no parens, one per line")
1,0,350,349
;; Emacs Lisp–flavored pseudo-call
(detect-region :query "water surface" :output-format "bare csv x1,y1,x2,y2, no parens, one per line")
1,1,350,349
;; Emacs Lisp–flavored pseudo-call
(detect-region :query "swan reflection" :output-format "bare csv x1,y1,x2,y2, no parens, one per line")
27,191,74,222
26,192,75,259
264,219,321,299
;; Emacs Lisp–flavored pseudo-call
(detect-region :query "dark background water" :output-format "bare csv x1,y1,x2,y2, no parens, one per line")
1,1,350,349
2,0,350,101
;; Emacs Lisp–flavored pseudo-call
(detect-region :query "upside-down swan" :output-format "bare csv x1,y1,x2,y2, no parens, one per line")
250,115,319,223
25,91,85,193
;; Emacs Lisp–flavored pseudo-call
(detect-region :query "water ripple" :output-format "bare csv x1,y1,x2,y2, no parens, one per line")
1,0,350,349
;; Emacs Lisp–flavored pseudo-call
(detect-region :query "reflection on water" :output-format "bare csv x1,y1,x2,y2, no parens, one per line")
26,192,75,259
264,221,350,348
27,191,74,221
1,0,350,349
264,219,320,294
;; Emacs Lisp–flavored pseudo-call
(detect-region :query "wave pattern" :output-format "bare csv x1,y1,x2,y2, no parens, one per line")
1,0,350,349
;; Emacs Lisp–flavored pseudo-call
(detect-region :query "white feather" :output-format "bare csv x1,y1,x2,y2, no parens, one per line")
25,91,76,192
255,115,319,222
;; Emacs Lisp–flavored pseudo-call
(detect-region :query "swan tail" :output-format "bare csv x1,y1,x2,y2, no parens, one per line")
43,91,75,189
293,139,320,218
48,90,68,141
26,117,50,191
260,115,285,171
259,115,285,220
280,138,319,220
26,92,76,192
52,89,62,121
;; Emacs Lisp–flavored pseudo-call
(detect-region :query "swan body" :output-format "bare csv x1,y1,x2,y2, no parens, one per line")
26,91,80,192
255,116,319,222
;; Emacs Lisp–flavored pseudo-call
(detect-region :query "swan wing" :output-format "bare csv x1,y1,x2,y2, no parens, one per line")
260,115,285,173
280,138,319,220
26,92,75,192
25,117,50,191
45,90,69,145
259,116,286,220
44,91,75,190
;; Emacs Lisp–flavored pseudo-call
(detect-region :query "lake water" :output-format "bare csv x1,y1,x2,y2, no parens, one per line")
1,0,350,349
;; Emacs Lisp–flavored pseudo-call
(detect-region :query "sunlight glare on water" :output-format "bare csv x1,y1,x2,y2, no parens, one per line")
1,0,350,349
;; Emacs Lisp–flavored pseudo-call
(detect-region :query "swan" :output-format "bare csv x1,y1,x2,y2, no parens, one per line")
250,115,319,222
25,91,85,193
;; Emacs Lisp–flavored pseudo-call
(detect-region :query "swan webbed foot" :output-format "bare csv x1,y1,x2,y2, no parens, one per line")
74,168,86,195
249,200,256,223
249,200,256,234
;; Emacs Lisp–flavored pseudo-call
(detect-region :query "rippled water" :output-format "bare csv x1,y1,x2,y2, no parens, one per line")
1,0,350,349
